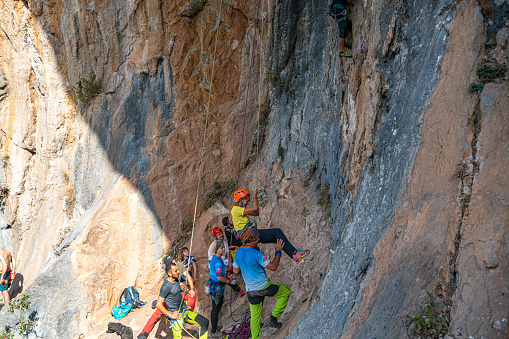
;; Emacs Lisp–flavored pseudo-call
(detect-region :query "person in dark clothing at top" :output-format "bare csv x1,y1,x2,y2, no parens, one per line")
329,0,353,57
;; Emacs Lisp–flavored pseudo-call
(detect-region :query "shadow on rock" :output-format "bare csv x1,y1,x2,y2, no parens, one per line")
9,273,24,299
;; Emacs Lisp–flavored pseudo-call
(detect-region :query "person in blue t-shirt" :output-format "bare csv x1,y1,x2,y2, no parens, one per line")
209,240,231,338
233,228,291,339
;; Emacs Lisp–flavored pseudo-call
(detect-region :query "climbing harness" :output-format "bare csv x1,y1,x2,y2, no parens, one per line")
329,3,347,22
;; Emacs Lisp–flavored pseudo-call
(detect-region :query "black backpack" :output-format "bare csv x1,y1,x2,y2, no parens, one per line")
119,286,146,309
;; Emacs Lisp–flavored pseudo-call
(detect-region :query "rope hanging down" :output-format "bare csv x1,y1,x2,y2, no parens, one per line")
187,0,224,273
176,1,224,338
235,0,263,190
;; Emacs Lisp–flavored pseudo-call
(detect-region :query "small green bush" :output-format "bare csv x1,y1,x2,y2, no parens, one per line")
204,180,237,209
410,291,450,336
318,182,331,211
476,65,505,83
267,70,282,90
18,317,34,337
468,83,483,93
71,74,101,104
8,293,31,314
301,207,310,217
278,146,285,160
0,328,13,339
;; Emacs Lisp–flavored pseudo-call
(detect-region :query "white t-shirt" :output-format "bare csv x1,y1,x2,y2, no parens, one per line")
208,241,230,266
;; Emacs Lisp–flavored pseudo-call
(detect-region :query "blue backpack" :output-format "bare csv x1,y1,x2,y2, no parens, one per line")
111,302,132,319
120,286,146,309
329,3,347,22
111,286,146,319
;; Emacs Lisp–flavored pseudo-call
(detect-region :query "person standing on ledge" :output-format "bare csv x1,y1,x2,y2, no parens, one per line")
137,256,203,339
0,247,15,304
329,0,353,57
233,229,291,339
231,188,309,262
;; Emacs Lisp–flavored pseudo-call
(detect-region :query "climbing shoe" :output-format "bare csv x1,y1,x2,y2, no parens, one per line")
267,316,282,329
339,51,352,58
210,330,224,338
292,249,309,262
137,332,149,339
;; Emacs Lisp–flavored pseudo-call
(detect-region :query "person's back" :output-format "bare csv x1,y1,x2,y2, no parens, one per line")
233,247,269,292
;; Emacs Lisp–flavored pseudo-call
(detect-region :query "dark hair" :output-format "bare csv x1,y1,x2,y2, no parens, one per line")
222,216,230,226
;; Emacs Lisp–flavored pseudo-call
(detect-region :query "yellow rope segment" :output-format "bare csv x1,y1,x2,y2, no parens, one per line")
188,0,224,271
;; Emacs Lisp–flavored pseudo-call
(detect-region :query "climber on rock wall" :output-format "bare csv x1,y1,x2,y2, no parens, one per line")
231,188,309,262
233,231,291,339
0,247,15,304
137,256,199,339
329,0,353,57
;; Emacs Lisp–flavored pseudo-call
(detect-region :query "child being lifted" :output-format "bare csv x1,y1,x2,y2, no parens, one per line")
231,188,309,262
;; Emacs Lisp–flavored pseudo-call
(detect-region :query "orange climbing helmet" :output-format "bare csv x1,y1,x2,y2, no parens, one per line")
212,227,223,236
234,189,249,202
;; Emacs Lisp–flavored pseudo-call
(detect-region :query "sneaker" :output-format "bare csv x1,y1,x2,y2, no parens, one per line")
267,316,282,329
151,300,157,309
339,50,352,58
292,249,309,262
210,330,223,338
137,333,149,339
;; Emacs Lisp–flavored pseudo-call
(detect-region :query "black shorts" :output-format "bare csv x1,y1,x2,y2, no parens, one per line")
337,18,352,38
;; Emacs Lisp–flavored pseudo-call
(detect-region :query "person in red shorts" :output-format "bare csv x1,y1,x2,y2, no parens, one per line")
137,256,198,339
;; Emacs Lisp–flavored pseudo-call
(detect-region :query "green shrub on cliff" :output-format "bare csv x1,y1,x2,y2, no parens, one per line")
71,74,101,104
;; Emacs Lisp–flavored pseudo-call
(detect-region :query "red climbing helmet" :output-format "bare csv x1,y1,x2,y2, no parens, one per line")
234,189,249,202
212,227,223,236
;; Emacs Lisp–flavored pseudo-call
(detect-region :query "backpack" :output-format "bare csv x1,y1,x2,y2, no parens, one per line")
111,302,132,320
120,286,146,309
328,3,347,22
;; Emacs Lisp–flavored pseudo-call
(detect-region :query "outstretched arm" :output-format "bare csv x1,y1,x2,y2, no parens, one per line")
264,239,284,272
243,188,259,216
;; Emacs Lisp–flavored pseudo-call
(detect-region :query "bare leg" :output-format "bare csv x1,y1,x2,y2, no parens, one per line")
2,290,10,304
339,37,346,52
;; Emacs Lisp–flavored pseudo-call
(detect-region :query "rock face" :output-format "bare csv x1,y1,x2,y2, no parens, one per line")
0,0,507,338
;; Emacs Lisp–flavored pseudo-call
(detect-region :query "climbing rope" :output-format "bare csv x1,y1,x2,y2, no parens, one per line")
223,310,251,338
171,1,224,338
227,0,264,333
187,0,223,280
235,0,263,190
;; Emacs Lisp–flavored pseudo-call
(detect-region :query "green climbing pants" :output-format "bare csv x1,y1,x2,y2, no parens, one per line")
247,280,291,339
170,309,209,339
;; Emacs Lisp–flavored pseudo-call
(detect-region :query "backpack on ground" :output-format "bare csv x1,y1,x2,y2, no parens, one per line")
328,3,347,22
119,286,146,309
111,302,132,319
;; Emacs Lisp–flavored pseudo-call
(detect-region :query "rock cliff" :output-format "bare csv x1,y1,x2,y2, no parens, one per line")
0,0,507,338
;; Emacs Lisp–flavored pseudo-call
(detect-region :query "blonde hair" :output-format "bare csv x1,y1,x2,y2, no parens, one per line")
177,247,189,261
